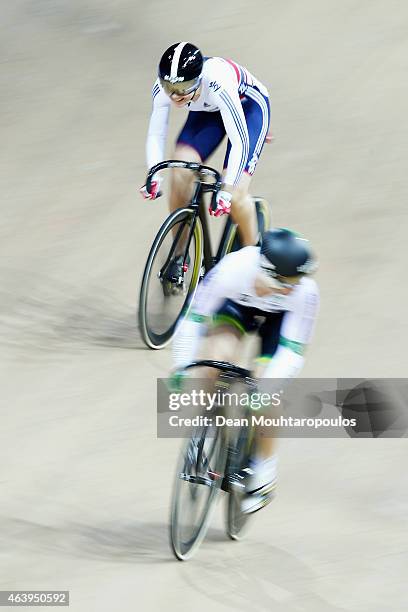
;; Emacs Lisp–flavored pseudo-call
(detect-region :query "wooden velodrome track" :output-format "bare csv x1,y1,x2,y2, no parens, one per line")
1,1,407,610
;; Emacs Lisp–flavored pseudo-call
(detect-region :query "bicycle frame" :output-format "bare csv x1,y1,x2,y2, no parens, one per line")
146,160,237,276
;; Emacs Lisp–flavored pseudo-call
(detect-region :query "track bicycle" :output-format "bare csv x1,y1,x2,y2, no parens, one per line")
169,359,258,561
138,160,271,349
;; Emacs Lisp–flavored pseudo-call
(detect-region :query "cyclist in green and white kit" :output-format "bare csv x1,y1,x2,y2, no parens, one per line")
172,228,319,513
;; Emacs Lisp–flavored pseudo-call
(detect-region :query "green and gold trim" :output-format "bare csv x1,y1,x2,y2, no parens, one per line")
279,336,305,355
255,354,274,364
211,313,246,335
188,311,207,323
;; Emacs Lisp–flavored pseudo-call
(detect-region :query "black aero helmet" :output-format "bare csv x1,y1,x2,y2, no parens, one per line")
158,42,203,95
260,228,317,277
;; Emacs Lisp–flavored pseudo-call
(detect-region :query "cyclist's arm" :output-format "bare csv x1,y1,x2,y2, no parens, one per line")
261,280,320,380
172,248,256,369
207,68,250,189
146,81,171,169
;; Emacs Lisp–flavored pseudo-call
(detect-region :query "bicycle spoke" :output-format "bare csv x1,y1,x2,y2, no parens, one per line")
170,425,226,560
138,209,203,349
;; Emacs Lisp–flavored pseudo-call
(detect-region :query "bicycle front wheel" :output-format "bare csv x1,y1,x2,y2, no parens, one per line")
138,208,203,349
170,425,227,560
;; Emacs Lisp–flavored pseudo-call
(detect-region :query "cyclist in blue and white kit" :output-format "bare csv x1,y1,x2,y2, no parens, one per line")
140,42,271,281
172,229,320,513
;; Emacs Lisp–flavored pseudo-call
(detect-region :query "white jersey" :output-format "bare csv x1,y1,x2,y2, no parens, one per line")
173,247,320,379
146,57,269,186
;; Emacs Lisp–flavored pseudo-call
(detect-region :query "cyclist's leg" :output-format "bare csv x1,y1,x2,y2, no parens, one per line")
251,311,284,460
167,144,201,266
224,90,271,247
185,324,242,413
197,299,250,378
167,113,225,270
228,172,258,247
170,144,202,217
238,311,283,512
172,111,225,216
198,301,278,512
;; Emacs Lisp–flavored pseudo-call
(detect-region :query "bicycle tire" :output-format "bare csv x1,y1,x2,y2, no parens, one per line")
227,197,272,254
254,197,272,236
217,216,237,260
170,425,227,560
138,208,203,349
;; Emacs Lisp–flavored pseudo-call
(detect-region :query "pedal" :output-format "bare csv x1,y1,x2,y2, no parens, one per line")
179,473,216,487
207,470,222,481
221,471,247,493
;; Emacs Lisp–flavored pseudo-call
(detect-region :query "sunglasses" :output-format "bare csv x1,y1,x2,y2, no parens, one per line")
160,77,201,98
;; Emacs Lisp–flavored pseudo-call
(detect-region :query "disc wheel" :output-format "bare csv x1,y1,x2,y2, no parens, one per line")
138,208,203,349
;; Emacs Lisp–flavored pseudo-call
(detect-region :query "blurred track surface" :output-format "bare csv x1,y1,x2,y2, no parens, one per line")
1,1,407,610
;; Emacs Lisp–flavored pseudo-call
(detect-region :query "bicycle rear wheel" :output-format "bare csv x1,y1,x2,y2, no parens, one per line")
228,197,272,253
254,197,272,236
170,424,227,560
138,208,203,349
